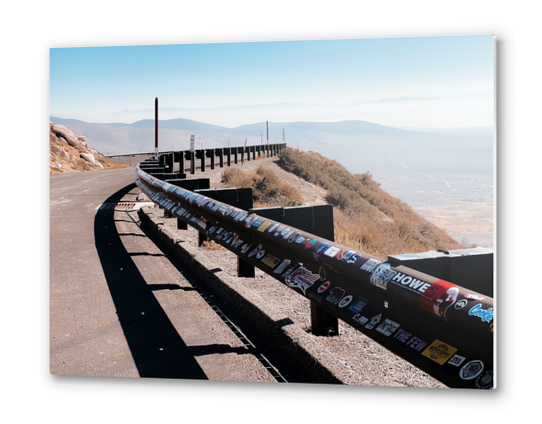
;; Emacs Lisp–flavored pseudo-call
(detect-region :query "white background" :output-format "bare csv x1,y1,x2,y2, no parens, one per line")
1,0,537,422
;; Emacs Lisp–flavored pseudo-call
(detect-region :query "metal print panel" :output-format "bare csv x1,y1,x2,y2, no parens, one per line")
49,35,495,389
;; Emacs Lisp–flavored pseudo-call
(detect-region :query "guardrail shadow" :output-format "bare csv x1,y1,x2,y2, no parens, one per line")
94,183,209,380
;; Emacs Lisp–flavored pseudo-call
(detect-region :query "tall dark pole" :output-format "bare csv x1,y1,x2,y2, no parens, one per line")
266,121,269,158
154,97,158,159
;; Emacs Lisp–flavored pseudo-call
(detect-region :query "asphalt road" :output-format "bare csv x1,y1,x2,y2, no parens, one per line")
50,166,280,382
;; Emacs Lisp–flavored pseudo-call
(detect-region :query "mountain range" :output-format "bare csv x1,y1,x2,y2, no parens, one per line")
49,116,493,177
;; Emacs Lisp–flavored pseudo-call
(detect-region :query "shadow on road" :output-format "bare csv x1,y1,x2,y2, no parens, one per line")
94,183,209,380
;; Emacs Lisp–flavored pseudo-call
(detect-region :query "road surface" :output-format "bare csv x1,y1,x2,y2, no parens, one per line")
50,166,284,382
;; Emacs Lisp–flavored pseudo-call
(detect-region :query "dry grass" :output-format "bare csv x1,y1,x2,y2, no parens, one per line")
278,148,463,257
222,165,305,208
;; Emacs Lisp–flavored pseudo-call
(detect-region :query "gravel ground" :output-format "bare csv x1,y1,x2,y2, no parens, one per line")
137,156,447,388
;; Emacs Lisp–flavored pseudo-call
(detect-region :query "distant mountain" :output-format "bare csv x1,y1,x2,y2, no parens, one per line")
127,117,234,133
49,115,493,178
231,120,411,137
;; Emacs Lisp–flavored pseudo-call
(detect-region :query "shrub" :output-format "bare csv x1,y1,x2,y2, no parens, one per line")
221,165,304,208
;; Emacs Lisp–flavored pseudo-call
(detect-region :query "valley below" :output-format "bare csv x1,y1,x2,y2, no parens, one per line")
378,173,494,248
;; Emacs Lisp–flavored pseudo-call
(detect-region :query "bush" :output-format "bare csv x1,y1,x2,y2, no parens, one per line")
221,165,304,208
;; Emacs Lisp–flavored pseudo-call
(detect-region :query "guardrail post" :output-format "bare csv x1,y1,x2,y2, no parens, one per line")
251,203,338,336
175,151,184,174
165,153,173,172
209,149,215,170
225,148,230,167
190,151,195,174
217,149,224,168
197,187,254,276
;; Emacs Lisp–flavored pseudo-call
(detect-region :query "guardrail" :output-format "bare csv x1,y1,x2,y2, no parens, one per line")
135,147,495,389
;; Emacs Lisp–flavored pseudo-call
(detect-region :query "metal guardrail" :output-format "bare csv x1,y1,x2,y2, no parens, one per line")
135,148,495,389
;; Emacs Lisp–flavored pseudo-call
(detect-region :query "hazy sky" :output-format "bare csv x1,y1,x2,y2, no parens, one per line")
50,35,495,128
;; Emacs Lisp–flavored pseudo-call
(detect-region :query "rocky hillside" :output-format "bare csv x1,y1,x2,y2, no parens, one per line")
49,122,112,174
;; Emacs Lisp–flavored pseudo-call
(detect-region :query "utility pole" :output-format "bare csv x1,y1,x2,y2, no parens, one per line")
266,121,269,158
154,97,158,159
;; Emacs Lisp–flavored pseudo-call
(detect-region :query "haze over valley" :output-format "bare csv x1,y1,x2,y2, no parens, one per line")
51,116,494,249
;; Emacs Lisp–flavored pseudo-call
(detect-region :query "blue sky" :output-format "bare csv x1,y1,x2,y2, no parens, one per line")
50,35,495,128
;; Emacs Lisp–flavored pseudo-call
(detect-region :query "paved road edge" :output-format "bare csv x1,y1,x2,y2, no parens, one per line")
138,205,343,385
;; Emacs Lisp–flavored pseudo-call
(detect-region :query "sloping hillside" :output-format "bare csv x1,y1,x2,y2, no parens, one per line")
220,149,463,258
277,148,464,256
49,122,112,174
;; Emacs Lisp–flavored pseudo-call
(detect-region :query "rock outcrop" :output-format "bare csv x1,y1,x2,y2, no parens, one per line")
49,122,111,174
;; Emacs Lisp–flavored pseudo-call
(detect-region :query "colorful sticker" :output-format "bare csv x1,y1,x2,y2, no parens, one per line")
346,253,361,264
323,246,341,258
475,371,493,389
252,219,264,228
274,260,291,274
338,295,353,308
235,212,247,222
295,236,305,244
459,360,484,380
448,354,466,367
375,319,400,337
261,254,281,268
287,232,301,243
347,297,369,314
282,229,294,240
258,221,271,232
285,267,320,294
248,244,263,258
319,266,326,281
341,251,354,261
313,242,330,260
317,281,331,293
256,249,266,260
468,303,494,323
465,293,485,301
454,299,469,310
360,258,381,273
305,239,317,249
326,287,346,305
370,263,396,290
240,243,253,254
353,314,369,325
419,280,458,320
267,223,278,233
365,314,382,330
421,340,458,365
